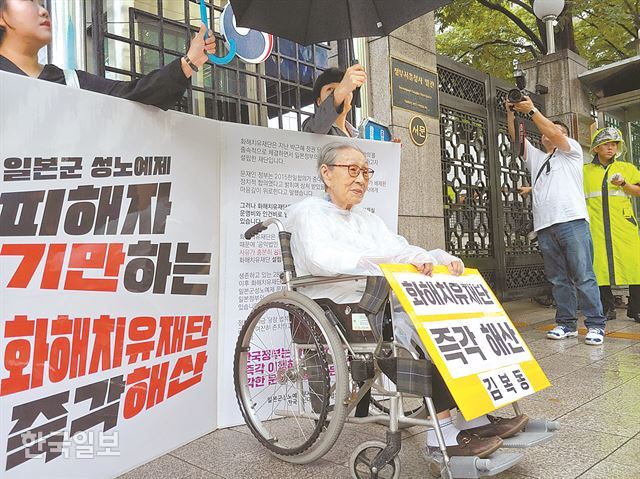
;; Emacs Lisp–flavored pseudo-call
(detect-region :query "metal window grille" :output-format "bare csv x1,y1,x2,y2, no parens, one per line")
505,266,548,289
438,54,547,300
441,106,492,258
92,0,337,130
437,66,486,106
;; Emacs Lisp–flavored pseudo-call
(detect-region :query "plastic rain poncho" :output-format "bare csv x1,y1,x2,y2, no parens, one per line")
285,196,462,304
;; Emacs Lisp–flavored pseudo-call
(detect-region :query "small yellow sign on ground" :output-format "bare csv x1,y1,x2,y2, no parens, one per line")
380,263,550,419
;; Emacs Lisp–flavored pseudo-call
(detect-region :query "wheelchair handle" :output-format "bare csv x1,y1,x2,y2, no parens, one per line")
244,218,285,239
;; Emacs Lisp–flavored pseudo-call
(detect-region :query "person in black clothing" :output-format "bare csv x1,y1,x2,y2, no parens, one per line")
303,65,402,145
0,0,215,109
302,65,366,137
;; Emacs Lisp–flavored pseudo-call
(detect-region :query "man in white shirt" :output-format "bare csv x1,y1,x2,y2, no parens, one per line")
506,97,606,345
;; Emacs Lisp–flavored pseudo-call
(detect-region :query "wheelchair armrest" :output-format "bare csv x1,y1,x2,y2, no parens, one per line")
244,218,284,239
289,274,368,288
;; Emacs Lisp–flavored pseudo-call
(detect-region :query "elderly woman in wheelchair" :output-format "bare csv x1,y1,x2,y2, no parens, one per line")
234,142,556,478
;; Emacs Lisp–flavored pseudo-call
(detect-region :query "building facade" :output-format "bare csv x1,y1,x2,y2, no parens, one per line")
45,0,562,300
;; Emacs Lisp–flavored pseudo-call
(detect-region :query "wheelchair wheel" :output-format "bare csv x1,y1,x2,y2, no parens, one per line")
350,441,400,479
234,290,349,464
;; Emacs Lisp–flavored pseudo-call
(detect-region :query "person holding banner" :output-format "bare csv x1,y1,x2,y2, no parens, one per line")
286,142,529,458
0,0,215,109
302,65,366,137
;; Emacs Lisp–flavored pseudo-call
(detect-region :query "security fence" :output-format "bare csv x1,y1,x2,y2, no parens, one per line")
438,55,548,301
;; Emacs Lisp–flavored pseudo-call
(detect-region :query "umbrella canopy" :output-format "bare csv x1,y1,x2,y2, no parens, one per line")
229,0,452,45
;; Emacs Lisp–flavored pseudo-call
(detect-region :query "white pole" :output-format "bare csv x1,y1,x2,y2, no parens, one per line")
544,16,556,54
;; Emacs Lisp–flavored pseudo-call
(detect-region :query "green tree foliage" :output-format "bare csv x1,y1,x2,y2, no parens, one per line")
574,1,640,64
436,0,639,80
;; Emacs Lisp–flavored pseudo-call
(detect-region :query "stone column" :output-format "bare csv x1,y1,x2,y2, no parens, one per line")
367,13,445,250
522,50,593,147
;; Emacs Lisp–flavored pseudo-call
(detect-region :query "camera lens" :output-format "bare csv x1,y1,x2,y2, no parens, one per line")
507,88,524,103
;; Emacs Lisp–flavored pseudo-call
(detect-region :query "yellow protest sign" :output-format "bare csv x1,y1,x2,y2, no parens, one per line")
380,264,550,420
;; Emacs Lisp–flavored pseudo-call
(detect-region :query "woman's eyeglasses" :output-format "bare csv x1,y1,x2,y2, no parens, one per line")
331,164,375,180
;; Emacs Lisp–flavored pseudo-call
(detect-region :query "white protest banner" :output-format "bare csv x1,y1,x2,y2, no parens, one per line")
0,73,220,479
380,264,549,420
216,123,401,427
422,316,533,379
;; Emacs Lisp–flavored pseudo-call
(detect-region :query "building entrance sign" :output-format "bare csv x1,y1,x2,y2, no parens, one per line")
390,57,439,118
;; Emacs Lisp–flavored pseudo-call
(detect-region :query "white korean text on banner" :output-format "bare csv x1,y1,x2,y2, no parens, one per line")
0,73,220,479
216,124,401,427
380,264,550,420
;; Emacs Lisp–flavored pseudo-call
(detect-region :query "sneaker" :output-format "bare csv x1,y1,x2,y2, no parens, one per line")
585,328,605,345
427,432,503,459
546,326,578,340
627,312,640,323
464,414,529,439
605,309,617,321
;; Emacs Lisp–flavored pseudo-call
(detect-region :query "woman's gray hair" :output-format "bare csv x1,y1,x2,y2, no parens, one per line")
317,141,365,186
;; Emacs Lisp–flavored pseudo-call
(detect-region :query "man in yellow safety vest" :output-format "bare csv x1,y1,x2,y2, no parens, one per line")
584,127,640,322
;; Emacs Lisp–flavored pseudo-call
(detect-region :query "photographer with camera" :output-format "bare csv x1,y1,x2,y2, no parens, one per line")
506,96,606,345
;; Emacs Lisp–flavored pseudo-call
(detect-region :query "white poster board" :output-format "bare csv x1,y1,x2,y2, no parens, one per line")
0,73,220,479
0,72,402,477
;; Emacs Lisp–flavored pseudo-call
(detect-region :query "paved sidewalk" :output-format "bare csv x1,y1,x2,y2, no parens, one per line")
120,299,640,479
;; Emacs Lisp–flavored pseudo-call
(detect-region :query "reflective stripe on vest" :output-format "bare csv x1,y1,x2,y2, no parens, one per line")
585,189,629,199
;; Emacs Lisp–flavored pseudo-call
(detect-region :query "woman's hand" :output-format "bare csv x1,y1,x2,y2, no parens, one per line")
181,23,217,78
413,262,434,276
447,260,464,276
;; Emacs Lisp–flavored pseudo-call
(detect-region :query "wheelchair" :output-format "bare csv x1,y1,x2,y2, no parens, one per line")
234,218,559,479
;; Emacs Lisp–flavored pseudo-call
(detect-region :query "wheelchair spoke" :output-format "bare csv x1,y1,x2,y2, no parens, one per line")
290,399,309,442
252,382,285,414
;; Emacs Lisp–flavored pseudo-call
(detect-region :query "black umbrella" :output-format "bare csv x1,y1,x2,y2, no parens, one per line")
229,0,453,45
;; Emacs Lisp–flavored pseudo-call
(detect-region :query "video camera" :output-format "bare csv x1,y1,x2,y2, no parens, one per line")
507,67,529,104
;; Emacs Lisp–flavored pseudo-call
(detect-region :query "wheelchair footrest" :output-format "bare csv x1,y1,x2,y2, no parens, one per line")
447,452,524,478
524,418,561,433
501,431,555,448
500,418,559,449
